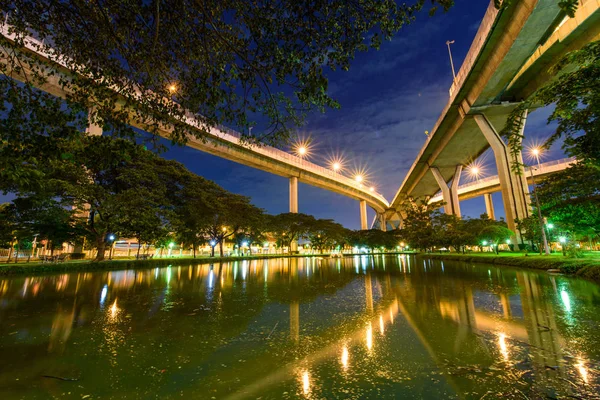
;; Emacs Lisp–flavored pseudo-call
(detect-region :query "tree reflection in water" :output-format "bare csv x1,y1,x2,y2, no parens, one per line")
0,256,599,399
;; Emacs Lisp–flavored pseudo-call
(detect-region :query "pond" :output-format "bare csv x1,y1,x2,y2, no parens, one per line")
0,255,599,399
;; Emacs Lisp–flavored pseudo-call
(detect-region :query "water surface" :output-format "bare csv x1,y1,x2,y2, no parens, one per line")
1,255,599,399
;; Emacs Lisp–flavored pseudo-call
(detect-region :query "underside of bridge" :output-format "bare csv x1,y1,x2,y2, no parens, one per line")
387,0,600,240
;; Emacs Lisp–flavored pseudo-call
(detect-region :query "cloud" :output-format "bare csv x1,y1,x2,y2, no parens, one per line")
306,79,450,200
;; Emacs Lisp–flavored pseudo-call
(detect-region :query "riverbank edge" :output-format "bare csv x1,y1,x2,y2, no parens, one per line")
0,252,417,276
421,253,600,284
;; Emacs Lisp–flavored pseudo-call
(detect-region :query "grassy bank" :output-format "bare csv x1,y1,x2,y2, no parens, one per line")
422,252,600,284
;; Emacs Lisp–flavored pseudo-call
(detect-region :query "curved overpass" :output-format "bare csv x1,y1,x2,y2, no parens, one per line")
388,0,599,239
429,157,575,203
0,27,390,218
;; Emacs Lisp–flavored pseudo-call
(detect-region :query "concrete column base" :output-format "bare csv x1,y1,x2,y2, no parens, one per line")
289,176,298,213
474,113,531,245
360,200,368,230
379,213,387,231
484,193,496,220
430,165,462,217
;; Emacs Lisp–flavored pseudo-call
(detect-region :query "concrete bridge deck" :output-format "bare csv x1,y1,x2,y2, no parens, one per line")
386,0,599,239
429,157,575,203
391,0,599,206
0,24,390,220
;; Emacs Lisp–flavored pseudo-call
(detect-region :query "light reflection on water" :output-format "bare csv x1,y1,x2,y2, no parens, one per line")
0,255,599,399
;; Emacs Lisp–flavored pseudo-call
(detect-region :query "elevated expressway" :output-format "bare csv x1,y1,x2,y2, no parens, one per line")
0,26,388,231
428,158,575,220
387,0,600,241
374,157,575,230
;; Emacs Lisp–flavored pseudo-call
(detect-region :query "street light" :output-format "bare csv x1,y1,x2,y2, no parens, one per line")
369,186,375,192
559,236,567,256
547,223,554,229
168,83,177,93
355,175,363,184
293,139,312,159
107,234,116,260
466,162,484,183
332,162,341,172
530,147,542,167
446,40,456,81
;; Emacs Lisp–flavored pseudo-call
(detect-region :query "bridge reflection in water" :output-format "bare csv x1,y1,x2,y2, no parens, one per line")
0,256,598,399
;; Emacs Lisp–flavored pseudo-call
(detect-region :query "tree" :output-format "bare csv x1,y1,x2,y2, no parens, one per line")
170,173,223,258
307,219,349,253
478,225,514,254
400,197,444,251
1,0,454,156
515,215,558,254
0,203,20,261
502,40,600,169
348,229,397,252
13,197,83,257
431,213,475,253
0,198,81,262
267,213,317,252
56,136,174,261
535,163,600,243
203,191,264,257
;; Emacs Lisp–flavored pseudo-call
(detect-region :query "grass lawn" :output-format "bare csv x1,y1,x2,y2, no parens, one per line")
424,251,600,284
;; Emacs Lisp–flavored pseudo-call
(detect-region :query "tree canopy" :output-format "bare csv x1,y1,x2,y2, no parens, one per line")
0,0,454,150
502,40,600,170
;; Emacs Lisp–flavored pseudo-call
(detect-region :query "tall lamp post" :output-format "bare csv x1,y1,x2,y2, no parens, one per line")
529,148,550,255
446,40,456,81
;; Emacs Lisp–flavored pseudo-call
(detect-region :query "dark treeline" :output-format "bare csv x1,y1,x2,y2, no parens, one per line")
0,135,403,261
2,134,597,262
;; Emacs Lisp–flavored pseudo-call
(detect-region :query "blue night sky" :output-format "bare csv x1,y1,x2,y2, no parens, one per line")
2,0,567,229
155,0,565,229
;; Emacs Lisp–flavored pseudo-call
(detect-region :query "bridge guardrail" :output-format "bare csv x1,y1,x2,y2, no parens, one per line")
430,157,576,202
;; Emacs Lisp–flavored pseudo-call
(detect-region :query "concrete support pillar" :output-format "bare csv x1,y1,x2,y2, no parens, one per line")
289,177,299,252
430,165,462,217
359,200,368,230
289,177,298,213
484,193,496,220
474,113,531,245
379,213,387,232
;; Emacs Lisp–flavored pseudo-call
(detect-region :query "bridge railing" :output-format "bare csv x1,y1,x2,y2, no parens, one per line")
1,23,389,207
455,157,575,192
183,117,390,205
214,127,390,205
